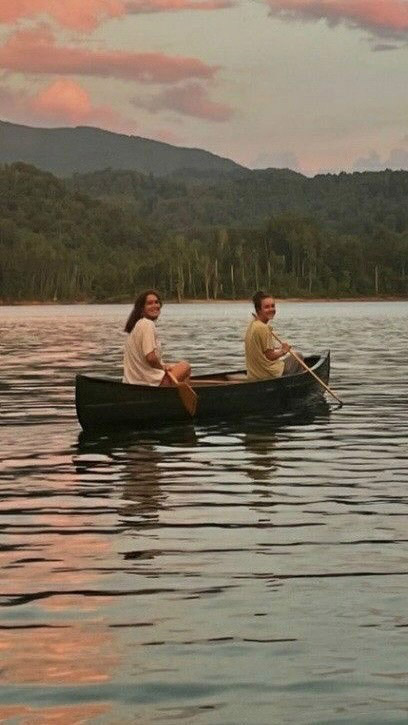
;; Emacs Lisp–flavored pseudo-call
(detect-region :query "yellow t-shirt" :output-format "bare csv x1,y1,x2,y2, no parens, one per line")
245,319,284,380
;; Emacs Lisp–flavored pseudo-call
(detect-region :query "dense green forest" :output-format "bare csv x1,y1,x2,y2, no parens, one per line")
68,166,408,236
1,162,408,302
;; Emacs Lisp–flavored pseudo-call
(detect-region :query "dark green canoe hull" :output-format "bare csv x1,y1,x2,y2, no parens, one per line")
75,351,330,431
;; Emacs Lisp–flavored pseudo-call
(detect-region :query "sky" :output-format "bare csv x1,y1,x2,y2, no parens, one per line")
0,0,408,175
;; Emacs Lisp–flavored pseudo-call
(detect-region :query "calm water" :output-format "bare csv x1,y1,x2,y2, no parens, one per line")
1,301,408,724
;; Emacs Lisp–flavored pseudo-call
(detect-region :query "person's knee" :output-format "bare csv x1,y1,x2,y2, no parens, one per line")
178,360,190,374
173,360,191,381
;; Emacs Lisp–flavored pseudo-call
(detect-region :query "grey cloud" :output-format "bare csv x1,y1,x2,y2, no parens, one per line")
266,1,408,45
252,150,300,170
133,83,233,122
352,143,408,172
352,151,384,172
372,43,400,52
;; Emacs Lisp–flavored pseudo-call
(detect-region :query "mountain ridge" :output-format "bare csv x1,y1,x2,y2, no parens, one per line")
0,119,246,177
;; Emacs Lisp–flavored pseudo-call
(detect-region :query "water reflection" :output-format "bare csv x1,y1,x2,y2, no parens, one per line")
0,483,119,722
1,426,127,723
122,444,165,523
242,432,279,487
77,425,198,523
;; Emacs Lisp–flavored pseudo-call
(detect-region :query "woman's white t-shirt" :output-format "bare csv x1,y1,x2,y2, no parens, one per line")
123,318,165,386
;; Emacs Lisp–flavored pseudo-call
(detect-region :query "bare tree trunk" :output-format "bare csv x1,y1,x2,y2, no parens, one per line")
176,262,184,302
241,259,246,290
204,259,211,299
213,258,218,299
169,264,173,297
188,259,192,297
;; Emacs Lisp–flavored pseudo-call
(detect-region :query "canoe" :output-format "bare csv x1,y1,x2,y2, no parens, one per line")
75,351,330,431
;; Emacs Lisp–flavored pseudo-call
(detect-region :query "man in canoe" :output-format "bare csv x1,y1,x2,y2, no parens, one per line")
245,291,302,380
123,289,191,386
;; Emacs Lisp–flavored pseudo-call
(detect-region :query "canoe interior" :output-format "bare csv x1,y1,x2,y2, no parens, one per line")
189,355,322,385
75,352,330,431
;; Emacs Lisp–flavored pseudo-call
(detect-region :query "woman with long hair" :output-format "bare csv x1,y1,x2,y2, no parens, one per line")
123,290,191,386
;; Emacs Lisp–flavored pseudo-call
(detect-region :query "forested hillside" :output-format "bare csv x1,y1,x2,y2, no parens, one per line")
68,166,408,236
1,162,408,302
0,163,149,301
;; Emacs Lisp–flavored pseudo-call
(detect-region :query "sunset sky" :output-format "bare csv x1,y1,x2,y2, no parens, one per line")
1,0,408,175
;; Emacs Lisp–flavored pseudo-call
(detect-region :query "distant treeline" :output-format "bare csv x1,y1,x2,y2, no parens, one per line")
1,162,408,302
68,165,408,237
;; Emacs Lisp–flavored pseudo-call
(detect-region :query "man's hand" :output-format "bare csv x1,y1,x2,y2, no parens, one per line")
265,344,291,362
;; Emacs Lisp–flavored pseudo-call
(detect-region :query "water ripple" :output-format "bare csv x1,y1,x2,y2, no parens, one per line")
1,301,408,723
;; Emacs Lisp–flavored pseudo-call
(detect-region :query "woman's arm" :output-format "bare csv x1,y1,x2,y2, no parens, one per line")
145,350,165,370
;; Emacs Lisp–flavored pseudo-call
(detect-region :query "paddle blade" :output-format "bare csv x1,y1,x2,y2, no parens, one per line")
178,383,198,416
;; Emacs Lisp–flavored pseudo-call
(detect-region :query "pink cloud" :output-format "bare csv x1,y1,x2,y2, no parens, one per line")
266,0,408,37
150,127,183,144
126,0,235,12
0,27,217,83
0,0,232,29
0,0,123,31
0,79,136,132
31,78,128,127
135,82,233,121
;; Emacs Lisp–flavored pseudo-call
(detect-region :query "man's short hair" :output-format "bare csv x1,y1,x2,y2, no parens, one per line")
252,290,273,312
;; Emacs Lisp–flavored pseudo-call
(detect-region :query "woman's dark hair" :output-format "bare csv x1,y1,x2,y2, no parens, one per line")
124,289,162,333
252,290,272,313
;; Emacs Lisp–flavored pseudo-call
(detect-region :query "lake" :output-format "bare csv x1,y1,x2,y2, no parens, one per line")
1,300,408,724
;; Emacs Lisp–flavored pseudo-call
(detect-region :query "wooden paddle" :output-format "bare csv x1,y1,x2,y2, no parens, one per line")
270,330,343,405
167,371,198,416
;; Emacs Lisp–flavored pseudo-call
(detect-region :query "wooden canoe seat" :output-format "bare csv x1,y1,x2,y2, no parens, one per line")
192,377,245,386
225,373,247,381
192,378,230,386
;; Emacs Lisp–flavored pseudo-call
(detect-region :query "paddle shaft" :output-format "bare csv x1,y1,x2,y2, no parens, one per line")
270,330,343,405
167,370,183,387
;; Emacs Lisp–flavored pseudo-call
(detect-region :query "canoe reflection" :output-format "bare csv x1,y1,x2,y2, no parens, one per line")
76,398,331,520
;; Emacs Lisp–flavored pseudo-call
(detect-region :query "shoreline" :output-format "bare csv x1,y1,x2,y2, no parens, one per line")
2,295,408,306
178,296,408,304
